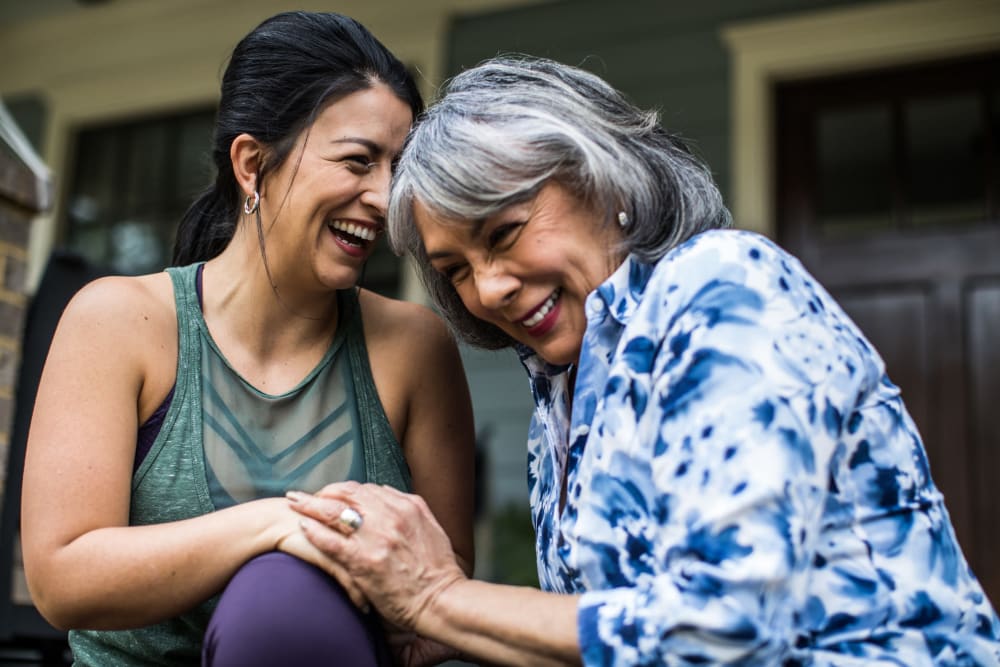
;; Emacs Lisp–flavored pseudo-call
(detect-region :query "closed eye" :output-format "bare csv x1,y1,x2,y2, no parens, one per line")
487,223,523,251
345,155,376,173
439,263,470,285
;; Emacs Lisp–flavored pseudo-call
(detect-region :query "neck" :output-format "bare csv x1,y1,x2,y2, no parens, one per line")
202,238,341,361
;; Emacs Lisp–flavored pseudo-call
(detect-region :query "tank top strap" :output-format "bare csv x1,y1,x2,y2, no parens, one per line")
166,262,204,391
341,289,413,492
133,263,209,496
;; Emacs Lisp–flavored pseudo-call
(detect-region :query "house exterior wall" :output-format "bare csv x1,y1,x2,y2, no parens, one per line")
722,0,1000,238
0,118,52,642
0,115,49,503
0,173,32,493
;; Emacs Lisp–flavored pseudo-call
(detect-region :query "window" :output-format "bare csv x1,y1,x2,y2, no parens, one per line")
778,52,999,241
65,108,216,274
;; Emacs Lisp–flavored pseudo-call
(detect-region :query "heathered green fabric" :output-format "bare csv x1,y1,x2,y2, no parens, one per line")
69,263,411,666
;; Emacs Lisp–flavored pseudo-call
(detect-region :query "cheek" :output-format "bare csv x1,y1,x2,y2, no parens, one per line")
455,283,485,317
454,282,505,328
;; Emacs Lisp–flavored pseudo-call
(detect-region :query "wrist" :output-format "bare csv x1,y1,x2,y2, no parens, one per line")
414,575,472,640
245,497,293,553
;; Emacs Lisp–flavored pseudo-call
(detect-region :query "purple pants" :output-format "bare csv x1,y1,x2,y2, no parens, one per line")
202,552,392,666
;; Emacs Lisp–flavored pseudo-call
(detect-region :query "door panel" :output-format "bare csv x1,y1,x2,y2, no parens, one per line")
833,287,930,439
777,51,1000,606
967,281,1000,599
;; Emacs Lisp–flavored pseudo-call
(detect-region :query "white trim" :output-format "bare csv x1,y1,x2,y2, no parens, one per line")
721,0,1000,237
0,101,51,211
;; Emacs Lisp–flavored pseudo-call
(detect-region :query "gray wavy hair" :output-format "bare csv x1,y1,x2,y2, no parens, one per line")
388,54,732,350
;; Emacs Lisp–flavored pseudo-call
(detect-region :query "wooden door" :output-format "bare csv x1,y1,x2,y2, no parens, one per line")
777,52,1000,606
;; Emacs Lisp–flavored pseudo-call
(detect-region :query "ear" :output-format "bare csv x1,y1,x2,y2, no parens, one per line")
230,133,262,197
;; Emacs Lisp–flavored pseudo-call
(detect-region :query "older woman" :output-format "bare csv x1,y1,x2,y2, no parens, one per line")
285,56,1000,666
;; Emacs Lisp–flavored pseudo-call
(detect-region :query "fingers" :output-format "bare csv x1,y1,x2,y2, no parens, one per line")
275,525,370,611
286,490,355,532
287,492,371,541
288,484,419,535
313,480,362,498
298,516,353,558
311,481,412,506
324,555,370,612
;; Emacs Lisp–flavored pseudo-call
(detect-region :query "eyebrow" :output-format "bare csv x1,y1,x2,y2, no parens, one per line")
331,137,382,154
425,218,488,261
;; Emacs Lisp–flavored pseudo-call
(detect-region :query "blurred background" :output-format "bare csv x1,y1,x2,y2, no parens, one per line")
0,0,997,663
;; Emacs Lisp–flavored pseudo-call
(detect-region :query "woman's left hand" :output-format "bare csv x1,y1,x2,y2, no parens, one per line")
286,482,467,632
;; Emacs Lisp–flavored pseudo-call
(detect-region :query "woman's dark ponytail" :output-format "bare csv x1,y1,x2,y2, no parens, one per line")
172,168,239,266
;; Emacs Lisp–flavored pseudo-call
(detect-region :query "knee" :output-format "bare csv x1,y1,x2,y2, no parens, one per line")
203,552,385,667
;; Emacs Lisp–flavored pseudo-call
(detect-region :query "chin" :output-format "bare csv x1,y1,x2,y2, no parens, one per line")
316,266,362,291
534,343,581,367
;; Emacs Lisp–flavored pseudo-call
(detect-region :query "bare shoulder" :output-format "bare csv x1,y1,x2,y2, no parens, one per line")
61,272,175,334
356,288,467,423
53,272,177,386
357,289,456,356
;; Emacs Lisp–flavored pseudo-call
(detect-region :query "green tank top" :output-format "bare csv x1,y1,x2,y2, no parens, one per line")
69,263,412,666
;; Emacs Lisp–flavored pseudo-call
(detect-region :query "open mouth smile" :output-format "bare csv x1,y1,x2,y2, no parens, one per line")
521,289,560,328
329,220,378,245
328,220,381,259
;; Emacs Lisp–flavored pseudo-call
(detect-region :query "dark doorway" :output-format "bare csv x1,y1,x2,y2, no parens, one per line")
777,51,1000,606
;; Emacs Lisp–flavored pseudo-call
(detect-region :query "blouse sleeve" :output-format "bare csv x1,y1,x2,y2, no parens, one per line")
574,233,883,665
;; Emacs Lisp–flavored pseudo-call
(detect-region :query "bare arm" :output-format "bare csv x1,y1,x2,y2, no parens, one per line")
398,307,476,575
420,579,580,666
361,294,476,575
20,277,303,630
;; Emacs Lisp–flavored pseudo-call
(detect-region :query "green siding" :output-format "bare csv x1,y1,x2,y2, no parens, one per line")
447,0,877,203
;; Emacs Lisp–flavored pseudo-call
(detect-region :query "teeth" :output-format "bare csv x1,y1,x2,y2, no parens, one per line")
522,290,560,328
330,220,376,241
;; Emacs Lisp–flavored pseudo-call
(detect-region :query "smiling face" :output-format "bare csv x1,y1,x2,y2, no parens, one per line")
415,181,625,366
258,83,413,290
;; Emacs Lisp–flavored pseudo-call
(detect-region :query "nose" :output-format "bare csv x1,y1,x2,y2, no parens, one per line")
474,264,519,311
360,163,390,215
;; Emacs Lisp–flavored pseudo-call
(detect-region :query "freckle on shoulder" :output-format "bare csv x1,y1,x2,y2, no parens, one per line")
63,272,174,331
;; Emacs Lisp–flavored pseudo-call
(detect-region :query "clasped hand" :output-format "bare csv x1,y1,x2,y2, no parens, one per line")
281,482,466,646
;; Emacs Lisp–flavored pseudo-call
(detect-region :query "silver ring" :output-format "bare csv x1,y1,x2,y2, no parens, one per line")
338,507,363,533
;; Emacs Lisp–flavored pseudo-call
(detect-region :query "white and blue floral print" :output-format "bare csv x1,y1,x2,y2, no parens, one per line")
520,229,1000,666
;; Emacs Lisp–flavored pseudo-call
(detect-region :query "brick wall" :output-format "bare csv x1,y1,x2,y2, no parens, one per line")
0,132,47,615
0,143,41,504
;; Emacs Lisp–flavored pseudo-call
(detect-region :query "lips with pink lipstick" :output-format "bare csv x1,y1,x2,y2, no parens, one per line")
329,219,378,257
520,288,561,335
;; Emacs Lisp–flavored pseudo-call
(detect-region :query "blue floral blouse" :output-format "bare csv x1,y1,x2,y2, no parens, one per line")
519,229,1000,666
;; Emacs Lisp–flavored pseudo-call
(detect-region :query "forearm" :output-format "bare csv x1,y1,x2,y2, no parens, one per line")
26,498,287,630
419,579,581,667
